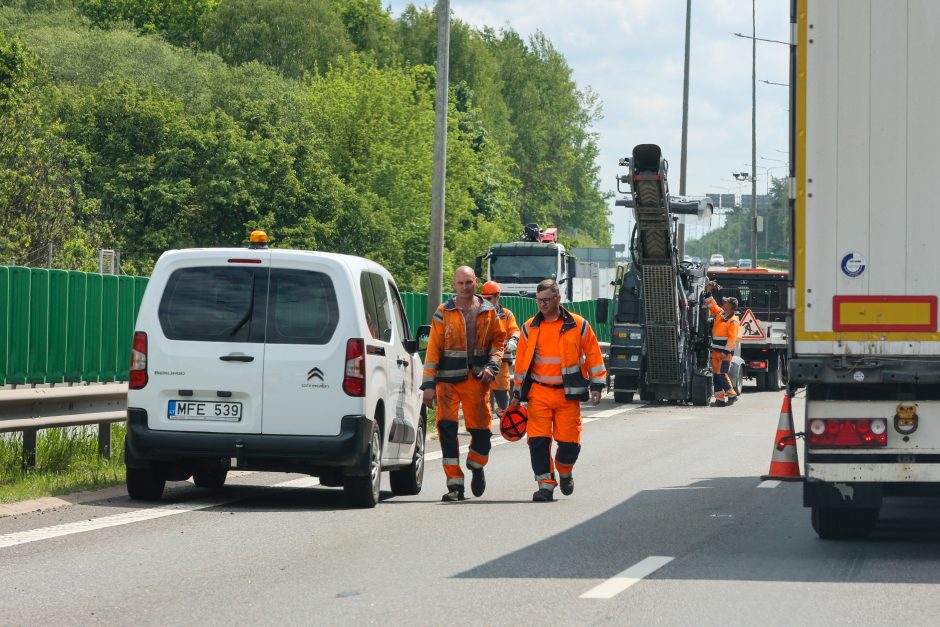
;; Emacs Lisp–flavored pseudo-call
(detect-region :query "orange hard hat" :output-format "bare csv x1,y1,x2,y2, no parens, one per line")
481,281,501,296
500,405,528,441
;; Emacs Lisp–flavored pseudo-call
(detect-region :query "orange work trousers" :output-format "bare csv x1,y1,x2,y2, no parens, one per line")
493,361,513,392
436,373,493,489
526,383,583,490
710,351,737,400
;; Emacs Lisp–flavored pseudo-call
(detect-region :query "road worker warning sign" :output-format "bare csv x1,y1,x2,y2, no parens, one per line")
739,309,766,339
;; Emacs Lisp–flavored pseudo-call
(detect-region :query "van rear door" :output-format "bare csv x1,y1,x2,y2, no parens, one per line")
146,252,268,434
261,253,346,436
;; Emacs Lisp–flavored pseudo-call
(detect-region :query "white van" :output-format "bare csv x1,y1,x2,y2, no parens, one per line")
124,235,426,508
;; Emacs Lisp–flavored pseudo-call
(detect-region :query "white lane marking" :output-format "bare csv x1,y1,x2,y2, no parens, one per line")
757,480,781,489
580,556,675,599
3,408,628,548
588,405,645,418
0,477,319,550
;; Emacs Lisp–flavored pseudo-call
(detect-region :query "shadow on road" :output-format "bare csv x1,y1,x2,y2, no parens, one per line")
454,476,940,584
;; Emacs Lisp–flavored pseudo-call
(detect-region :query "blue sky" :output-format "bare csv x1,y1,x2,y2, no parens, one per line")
385,0,791,249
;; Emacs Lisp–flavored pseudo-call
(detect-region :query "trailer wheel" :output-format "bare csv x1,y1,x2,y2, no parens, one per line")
766,354,783,392
753,372,765,391
614,390,634,403
811,506,879,539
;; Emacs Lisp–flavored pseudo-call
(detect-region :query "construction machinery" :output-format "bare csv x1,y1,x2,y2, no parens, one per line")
475,224,592,302
597,144,718,404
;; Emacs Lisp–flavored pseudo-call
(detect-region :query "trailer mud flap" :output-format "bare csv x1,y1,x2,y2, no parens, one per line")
803,480,882,509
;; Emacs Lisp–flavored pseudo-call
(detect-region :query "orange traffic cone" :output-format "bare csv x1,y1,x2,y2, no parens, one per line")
760,393,803,481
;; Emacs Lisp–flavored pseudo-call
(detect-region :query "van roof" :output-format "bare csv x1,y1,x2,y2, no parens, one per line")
155,248,392,276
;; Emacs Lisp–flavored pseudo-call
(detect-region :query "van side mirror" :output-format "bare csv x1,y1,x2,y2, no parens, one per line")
567,256,577,279
404,339,418,354
474,256,483,279
416,325,432,352
595,298,610,325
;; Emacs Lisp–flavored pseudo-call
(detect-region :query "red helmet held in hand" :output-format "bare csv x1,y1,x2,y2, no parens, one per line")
500,405,528,441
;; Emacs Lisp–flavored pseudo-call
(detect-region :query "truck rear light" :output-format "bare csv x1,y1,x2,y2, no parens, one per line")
343,338,366,397
808,418,887,448
129,331,148,390
748,360,768,370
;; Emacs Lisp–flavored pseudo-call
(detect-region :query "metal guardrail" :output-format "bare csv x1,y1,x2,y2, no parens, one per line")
0,383,127,468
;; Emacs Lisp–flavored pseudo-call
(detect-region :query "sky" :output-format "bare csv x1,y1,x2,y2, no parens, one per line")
385,0,792,250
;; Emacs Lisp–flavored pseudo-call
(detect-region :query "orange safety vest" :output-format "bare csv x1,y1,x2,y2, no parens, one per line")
421,295,506,388
512,307,607,402
704,294,740,355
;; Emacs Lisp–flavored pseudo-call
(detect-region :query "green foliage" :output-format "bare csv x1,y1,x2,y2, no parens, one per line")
203,0,353,78
77,0,218,46
1,1,610,283
0,425,127,503
332,0,398,62
0,31,83,265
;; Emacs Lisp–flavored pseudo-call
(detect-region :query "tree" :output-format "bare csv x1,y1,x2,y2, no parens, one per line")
0,32,81,266
77,0,219,46
332,0,399,63
203,0,353,78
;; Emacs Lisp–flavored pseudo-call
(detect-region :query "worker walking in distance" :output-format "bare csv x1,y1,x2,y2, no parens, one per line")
704,281,740,406
481,281,520,414
422,266,506,502
510,279,607,502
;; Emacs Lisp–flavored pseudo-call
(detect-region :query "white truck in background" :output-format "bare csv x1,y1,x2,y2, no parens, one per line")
475,224,595,302
790,0,940,539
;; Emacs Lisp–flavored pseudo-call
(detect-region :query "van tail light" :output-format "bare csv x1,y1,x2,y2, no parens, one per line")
343,338,366,397
808,418,887,448
129,331,148,390
748,360,768,370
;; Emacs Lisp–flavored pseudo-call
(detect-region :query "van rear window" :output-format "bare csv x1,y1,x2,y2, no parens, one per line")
159,267,265,342
266,269,339,345
158,267,339,345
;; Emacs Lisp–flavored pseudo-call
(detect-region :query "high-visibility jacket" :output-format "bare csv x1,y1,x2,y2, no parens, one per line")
704,294,740,356
512,307,607,402
421,295,506,389
496,305,521,356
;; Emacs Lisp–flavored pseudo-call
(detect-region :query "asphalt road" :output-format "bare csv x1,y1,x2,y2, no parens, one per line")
3,387,940,625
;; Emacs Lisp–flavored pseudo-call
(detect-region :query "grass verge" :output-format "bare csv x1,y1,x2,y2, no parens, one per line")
0,425,127,504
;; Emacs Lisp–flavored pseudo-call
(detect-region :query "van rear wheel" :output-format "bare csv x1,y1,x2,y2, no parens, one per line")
344,425,382,508
390,421,426,496
126,467,166,501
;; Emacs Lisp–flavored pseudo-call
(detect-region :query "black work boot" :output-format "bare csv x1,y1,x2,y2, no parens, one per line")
441,487,466,502
559,474,574,496
711,399,728,408
726,395,738,406
469,466,486,497
532,488,554,502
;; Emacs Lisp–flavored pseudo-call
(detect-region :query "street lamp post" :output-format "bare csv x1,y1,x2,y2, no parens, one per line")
749,0,757,269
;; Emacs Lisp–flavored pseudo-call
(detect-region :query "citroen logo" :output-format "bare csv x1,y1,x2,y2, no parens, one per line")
307,367,324,381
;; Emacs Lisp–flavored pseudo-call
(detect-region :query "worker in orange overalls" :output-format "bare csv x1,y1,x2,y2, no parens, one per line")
510,279,607,502
481,281,521,413
704,281,741,407
422,266,506,502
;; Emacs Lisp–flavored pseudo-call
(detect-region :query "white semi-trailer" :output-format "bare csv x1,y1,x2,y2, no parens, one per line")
790,0,940,539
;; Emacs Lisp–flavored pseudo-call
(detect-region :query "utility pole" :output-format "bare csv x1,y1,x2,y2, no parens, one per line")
750,0,758,267
677,0,692,260
428,0,450,321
